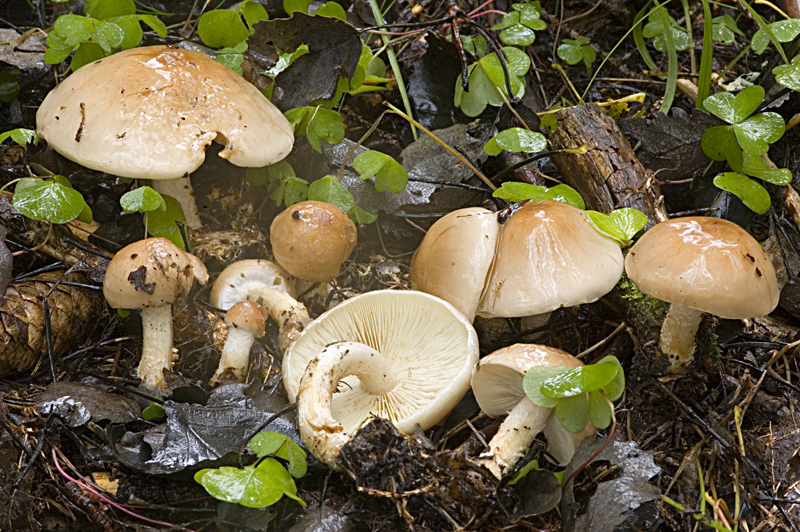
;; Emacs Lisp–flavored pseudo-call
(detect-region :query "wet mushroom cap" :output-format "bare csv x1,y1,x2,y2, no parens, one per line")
270,201,357,283
283,290,479,433
410,207,499,321
103,237,208,309
476,200,624,318
624,217,779,318
36,45,294,180
224,301,267,337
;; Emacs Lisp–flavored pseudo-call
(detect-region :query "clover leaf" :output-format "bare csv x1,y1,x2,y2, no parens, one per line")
712,15,742,45
752,19,800,54
13,177,90,225
195,458,305,508
585,208,648,246
250,431,308,478
454,47,530,117
642,7,690,52
353,151,409,193
491,2,546,46
120,186,166,213
307,175,378,224
557,38,596,70
484,128,547,156
713,172,771,215
198,0,267,49
492,182,586,210
0,128,40,147
284,106,345,153
775,55,800,91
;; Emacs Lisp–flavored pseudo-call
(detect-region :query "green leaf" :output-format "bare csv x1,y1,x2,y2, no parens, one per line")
120,186,166,213
247,160,295,186
54,15,94,48
704,85,764,125
774,55,800,91
752,19,800,54
608,208,648,241
740,152,792,185
240,0,269,30
547,184,586,209
43,34,75,65
109,15,143,50
195,458,298,508
142,402,165,420
77,201,93,224
250,431,308,478
454,64,499,117
461,35,487,58
588,390,612,429
596,355,625,401
508,459,539,485
263,44,309,79
348,205,378,225
306,108,345,153
557,40,585,66
0,72,20,103
491,182,585,209
147,194,187,249
555,393,589,433
540,361,619,399
308,176,355,213
13,178,86,224
94,20,125,53
85,0,136,19
198,10,250,49
216,41,248,75
353,151,409,193
454,48,529,117
499,25,537,47
484,128,547,156
0,128,40,147
701,125,743,171
139,15,168,37
585,210,630,244
713,172,771,215
271,176,309,207
284,0,312,14
733,112,784,156
71,42,105,71
314,2,347,20
522,366,571,408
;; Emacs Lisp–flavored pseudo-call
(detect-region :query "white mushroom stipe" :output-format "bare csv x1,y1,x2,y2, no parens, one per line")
478,397,549,478
658,304,705,372
246,288,309,354
297,341,396,468
138,305,175,387
212,326,256,384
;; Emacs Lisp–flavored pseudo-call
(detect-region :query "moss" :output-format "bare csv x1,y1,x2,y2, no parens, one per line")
617,274,669,330
695,315,721,366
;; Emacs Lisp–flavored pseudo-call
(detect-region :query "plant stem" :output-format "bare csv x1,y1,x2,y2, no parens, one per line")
696,0,713,109
367,0,418,139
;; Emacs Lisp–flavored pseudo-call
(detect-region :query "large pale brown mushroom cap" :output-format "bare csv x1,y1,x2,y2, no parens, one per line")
410,207,499,321
270,201,357,283
103,237,208,309
476,200,624,318
36,46,294,180
625,217,779,319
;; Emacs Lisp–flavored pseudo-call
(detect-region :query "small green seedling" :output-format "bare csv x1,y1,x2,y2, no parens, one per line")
483,128,547,156
284,106,346,153
711,15,743,45
0,128,40,148
120,186,166,214
492,182,648,246
308,176,378,224
353,150,409,194
454,47,530,117
642,7,690,54
195,431,307,509
490,2,546,47
44,0,167,71
751,19,800,54
13,176,92,225
774,55,800,92
557,38,596,70
145,195,188,250
197,0,268,49
523,355,625,433
141,401,165,421
701,85,789,214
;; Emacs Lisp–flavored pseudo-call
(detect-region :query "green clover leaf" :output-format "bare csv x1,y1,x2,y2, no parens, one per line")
353,151,409,193
713,172,771,215
484,128,547,156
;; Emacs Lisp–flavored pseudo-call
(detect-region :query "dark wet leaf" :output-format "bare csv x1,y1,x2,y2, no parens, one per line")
37,381,141,427
248,13,362,110
510,468,562,518
408,36,465,130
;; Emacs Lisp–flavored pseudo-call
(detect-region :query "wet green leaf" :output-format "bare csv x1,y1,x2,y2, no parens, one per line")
454,48,529,117
588,390,612,429
216,41,248,74
555,393,589,433
139,15,167,37
147,194,187,249
585,211,630,245
353,151,408,193
713,172,771,214
712,15,742,44
198,9,250,49
120,186,166,213
195,457,303,508
540,361,619,399
71,42,105,71
54,15,94,48
314,2,347,20
609,208,648,241
109,15,143,50
142,402,165,420
241,0,269,29
0,128,40,147
250,431,308,478
499,25,537,46
596,355,625,401
733,112,784,156
85,0,136,19
558,38,596,69
522,366,570,408
246,160,295,186
491,182,585,209
348,205,378,225
701,125,743,171
740,152,792,185
752,19,800,54
271,176,309,207
284,0,312,14
461,35,487,58
285,107,345,153
703,85,763,125
775,55,800,91
13,178,86,224
308,176,355,213
484,128,546,156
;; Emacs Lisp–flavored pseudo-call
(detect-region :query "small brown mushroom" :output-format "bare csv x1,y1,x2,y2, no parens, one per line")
211,301,268,385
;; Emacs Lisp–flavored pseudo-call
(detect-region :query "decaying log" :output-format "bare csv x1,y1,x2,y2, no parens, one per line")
547,103,669,228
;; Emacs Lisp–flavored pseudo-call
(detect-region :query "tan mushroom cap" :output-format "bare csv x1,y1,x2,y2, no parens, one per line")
477,200,624,318
624,217,779,318
210,259,297,311
103,237,208,309
471,343,584,417
36,46,294,180
224,301,267,337
270,201,357,282
410,207,499,321
284,290,479,433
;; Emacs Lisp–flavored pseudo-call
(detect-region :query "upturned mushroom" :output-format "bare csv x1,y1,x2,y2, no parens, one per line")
471,344,596,478
625,217,779,373
103,237,208,390
288,291,479,467
209,260,309,379
270,201,357,283
211,301,268,385
36,46,294,229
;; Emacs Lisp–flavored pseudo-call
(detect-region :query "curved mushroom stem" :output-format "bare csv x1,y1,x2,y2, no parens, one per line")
297,341,396,468
542,411,596,465
211,327,255,384
478,397,551,479
659,304,705,373
248,288,310,353
152,177,202,230
138,305,175,390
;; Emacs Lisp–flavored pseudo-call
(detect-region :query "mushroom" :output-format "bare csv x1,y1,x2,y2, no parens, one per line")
269,201,357,283
288,291,479,467
209,259,310,363
211,301,268,385
36,45,294,229
625,216,779,373
103,237,208,390
470,344,596,478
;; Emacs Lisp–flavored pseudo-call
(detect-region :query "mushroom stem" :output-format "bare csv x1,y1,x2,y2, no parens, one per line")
211,327,255,384
297,341,396,468
138,305,175,390
248,288,310,353
152,177,202,230
659,303,705,373
478,397,550,479
543,411,596,465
